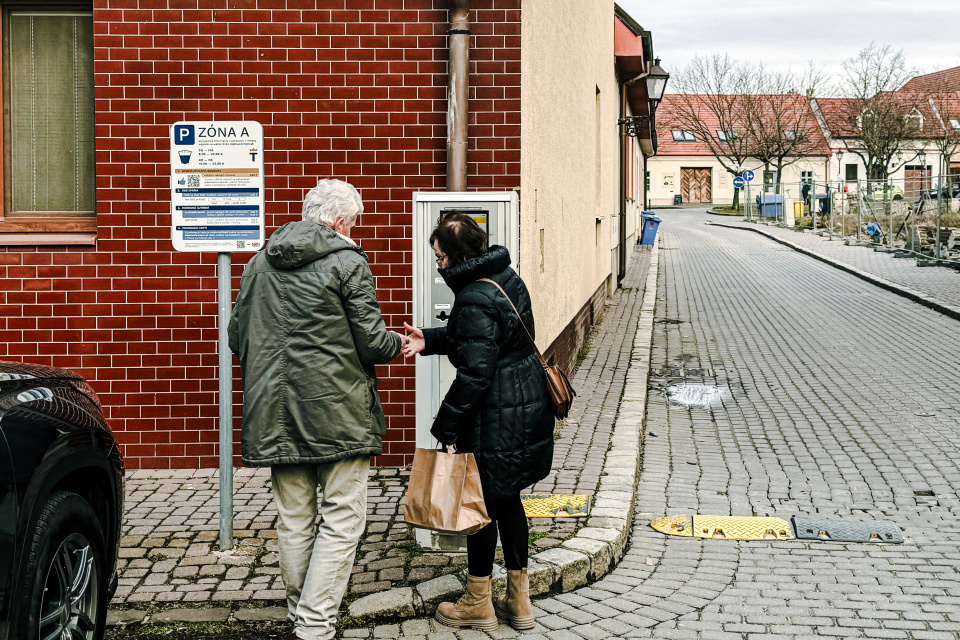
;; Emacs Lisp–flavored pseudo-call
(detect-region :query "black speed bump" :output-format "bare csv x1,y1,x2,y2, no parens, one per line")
791,516,903,543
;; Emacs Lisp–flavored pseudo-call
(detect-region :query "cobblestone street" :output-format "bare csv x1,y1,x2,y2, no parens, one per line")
109,207,960,639
364,206,960,639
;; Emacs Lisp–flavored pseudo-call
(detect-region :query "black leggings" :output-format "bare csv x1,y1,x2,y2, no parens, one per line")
467,494,528,577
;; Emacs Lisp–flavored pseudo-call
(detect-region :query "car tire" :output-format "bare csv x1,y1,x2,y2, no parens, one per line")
13,490,108,640
893,194,903,201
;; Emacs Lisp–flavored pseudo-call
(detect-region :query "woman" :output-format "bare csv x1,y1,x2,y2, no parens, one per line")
403,212,554,631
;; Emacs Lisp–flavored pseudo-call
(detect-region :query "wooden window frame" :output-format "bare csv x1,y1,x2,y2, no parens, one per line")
0,1,95,246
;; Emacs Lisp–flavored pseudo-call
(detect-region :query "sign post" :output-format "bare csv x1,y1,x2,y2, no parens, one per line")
170,121,265,551
742,170,755,220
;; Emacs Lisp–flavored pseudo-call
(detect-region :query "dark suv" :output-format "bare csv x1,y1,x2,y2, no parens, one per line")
0,361,123,640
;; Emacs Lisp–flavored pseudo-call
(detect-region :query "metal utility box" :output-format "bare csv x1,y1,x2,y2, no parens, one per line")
411,191,519,550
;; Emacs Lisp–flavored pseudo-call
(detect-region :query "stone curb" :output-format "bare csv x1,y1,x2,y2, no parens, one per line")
107,244,661,628
708,221,960,322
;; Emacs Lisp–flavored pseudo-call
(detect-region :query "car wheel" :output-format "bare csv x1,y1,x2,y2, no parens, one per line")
15,490,107,640
893,194,903,201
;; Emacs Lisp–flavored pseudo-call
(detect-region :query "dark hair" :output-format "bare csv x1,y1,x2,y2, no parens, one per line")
429,212,488,266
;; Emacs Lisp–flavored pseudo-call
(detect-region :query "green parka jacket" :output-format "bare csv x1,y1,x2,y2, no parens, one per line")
227,220,402,467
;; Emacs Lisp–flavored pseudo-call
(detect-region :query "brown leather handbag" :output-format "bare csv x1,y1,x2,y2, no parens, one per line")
479,278,576,420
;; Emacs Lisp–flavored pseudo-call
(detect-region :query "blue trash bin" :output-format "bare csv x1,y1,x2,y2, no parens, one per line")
640,212,661,245
756,194,783,218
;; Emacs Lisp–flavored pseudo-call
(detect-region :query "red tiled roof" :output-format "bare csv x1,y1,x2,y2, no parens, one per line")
901,67,960,93
655,93,830,156
817,94,942,139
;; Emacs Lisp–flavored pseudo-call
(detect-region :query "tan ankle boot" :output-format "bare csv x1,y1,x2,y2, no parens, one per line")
494,568,535,630
435,573,498,631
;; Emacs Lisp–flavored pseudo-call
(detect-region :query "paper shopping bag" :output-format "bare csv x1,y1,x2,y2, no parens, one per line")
403,448,490,535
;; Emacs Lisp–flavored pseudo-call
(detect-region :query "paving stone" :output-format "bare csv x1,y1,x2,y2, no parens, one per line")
150,607,230,623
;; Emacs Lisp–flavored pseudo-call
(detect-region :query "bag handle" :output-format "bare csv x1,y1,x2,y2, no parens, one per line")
477,278,550,371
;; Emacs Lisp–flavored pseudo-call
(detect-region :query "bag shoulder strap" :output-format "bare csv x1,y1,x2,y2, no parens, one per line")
477,278,548,370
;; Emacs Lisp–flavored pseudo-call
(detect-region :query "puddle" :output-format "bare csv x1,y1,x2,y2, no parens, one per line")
662,383,727,407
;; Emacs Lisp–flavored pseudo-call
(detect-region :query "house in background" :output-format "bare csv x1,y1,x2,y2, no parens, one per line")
0,1,661,470
647,93,831,206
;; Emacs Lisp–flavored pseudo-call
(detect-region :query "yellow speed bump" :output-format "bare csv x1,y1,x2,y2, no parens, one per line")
521,494,591,518
651,515,694,537
652,515,794,541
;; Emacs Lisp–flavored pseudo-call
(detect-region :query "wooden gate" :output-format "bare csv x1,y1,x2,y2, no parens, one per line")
681,168,712,203
904,166,931,199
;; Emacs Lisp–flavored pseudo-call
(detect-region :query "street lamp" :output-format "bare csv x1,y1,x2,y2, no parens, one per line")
618,58,670,137
645,58,669,109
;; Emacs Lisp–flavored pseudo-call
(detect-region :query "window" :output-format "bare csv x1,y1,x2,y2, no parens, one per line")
783,130,807,142
950,118,960,130
801,171,813,186
0,4,95,245
671,130,695,142
904,109,923,131
716,129,739,141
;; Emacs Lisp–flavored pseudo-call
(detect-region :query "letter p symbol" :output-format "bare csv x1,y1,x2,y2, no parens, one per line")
174,124,195,145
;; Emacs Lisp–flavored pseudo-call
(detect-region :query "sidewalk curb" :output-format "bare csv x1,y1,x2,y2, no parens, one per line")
708,221,960,322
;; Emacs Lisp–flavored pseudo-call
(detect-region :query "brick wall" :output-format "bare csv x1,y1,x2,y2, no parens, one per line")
0,0,520,469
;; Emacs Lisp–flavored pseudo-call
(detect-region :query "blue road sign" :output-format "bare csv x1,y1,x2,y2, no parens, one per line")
733,176,746,189
742,170,755,182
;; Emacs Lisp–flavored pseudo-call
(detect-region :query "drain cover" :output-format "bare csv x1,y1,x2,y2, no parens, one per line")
792,516,903,543
521,494,591,518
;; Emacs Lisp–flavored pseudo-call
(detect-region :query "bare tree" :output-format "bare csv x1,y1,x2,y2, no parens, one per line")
839,43,923,184
744,68,825,194
667,54,756,210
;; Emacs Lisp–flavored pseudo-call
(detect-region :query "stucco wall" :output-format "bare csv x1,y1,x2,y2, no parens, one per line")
518,0,619,348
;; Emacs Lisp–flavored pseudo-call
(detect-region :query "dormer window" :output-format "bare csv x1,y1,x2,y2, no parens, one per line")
951,118,960,129
783,130,808,142
905,109,923,131
717,129,739,141
672,130,696,142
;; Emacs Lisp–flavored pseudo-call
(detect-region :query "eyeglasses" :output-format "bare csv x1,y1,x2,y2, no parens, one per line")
435,253,448,267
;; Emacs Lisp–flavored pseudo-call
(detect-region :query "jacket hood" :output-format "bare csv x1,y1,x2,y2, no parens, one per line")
265,220,365,270
440,245,512,293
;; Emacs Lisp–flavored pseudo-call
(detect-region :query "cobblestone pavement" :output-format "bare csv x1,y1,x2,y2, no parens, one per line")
362,206,960,638
711,216,960,315
109,249,653,614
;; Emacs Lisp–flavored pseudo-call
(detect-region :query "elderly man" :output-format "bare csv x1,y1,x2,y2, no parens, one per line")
228,179,403,640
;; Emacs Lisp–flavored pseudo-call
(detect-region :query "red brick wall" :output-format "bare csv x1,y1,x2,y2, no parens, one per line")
0,0,520,469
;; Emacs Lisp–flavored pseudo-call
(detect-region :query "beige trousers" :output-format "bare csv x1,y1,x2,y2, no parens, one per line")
271,456,369,640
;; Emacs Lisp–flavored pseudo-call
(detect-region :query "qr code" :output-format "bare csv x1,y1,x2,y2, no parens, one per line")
237,240,246,249
187,175,200,187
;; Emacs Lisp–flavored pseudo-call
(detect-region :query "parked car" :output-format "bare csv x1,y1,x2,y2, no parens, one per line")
863,184,904,201
921,182,960,200
0,361,123,640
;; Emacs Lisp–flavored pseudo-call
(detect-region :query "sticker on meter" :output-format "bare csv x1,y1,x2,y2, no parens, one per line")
435,277,445,284
434,304,452,310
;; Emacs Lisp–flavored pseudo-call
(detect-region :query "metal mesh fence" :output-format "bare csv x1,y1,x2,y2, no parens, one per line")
742,174,960,263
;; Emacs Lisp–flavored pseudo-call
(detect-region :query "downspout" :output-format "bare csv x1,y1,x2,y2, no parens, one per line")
447,0,470,191
618,86,627,282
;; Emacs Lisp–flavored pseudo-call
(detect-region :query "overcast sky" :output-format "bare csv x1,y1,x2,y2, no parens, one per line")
616,0,960,93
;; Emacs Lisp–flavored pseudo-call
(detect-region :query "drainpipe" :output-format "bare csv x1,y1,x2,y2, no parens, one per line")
447,0,470,191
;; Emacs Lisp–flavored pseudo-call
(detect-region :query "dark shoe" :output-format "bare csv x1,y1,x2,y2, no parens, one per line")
494,568,535,630
435,573,499,631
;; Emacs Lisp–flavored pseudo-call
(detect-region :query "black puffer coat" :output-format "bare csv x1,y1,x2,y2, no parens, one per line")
421,245,555,501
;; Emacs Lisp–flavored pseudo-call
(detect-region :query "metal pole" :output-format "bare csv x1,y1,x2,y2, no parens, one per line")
937,173,942,259
218,252,234,551
857,178,862,242
888,181,894,248
746,181,751,221
447,0,470,191
811,179,816,232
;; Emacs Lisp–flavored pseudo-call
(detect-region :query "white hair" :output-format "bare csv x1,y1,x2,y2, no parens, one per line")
302,179,363,226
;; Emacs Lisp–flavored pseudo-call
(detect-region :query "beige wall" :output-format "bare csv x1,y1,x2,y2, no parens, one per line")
518,0,620,349
647,156,829,206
